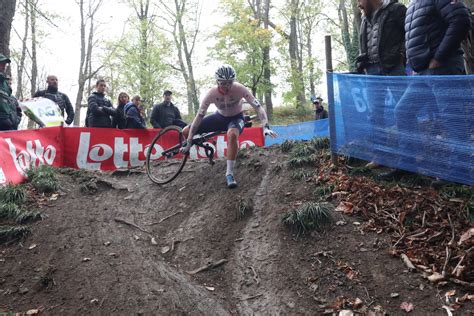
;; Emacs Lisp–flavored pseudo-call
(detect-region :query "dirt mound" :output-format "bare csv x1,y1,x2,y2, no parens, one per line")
0,144,472,315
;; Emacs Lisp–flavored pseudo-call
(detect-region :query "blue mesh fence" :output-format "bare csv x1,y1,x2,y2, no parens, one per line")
331,73,474,186
265,119,329,146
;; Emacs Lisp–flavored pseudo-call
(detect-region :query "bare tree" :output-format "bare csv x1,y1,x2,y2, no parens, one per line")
158,0,201,114
338,0,361,71
74,0,104,126
30,0,39,97
0,0,17,75
262,0,273,118
16,0,30,99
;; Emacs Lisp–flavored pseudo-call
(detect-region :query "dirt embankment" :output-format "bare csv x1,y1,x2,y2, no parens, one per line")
0,144,472,315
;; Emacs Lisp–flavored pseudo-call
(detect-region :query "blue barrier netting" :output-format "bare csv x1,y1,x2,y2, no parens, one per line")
331,73,474,186
265,119,329,146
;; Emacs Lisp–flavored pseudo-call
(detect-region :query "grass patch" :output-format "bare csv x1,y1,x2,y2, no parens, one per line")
282,202,334,234
0,184,27,204
281,140,296,153
0,225,30,243
26,165,60,193
236,198,253,219
0,202,42,224
292,170,313,181
314,184,335,197
348,166,372,176
287,138,330,168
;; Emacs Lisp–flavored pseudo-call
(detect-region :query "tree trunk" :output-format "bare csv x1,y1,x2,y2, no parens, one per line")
263,0,273,119
27,0,38,129
173,0,200,114
289,0,305,107
16,0,29,99
0,0,16,62
307,27,315,97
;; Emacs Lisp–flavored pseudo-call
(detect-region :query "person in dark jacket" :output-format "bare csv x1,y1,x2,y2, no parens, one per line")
356,0,407,75
0,54,16,131
34,75,75,125
356,0,407,168
150,90,187,129
124,95,146,129
112,92,129,129
380,0,471,183
312,97,328,120
6,76,22,130
86,79,116,128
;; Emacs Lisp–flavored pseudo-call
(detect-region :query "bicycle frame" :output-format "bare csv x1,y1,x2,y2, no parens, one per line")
159,130,226,164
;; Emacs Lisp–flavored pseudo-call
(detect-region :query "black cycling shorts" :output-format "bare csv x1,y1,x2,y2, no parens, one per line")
197,111,245,135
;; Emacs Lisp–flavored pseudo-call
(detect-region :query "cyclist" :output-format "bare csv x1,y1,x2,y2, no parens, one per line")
182,64,277,188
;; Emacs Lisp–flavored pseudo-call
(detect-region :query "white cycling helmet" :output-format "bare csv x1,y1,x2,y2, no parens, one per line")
215,64,236,81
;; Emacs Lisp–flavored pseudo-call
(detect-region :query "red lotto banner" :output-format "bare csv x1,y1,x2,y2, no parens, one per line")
0,126,265,185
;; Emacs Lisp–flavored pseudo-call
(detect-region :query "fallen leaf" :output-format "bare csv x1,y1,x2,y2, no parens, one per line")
390,293,400,298
161,246,170,254
445,290,456,297
205,286,215,291
104,241,111,246
26,310,39,315
90,298,99,304
82,258,91,262
336,201,354,214
400,302,414,312
49,193,59,201
336,221,347,226
151,237,158,245
353,298,363,308
427,272,444,283
134,235,140,241
458,228,474,245
28,244,37,250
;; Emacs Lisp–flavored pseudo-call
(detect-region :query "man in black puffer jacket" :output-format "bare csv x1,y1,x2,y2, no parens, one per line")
380,0,471,183
34,75,75,125
86,79,116,128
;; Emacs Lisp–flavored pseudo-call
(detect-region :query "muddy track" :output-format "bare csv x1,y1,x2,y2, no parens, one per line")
0,146,469,315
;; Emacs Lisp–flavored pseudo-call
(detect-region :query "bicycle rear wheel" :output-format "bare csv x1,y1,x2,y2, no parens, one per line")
146,126,188,184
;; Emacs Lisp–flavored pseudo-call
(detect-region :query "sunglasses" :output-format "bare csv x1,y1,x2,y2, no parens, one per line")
217,80,234,87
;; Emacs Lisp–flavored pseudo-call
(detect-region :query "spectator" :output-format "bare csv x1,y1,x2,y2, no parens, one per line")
150,90,187,129
86,79,116,128
34,75,75,125
112,92,129,129
312,96,328,120
124,95,146,129
356,0,407,168
380,0,471,184
0,54,16,131
6,75,22,130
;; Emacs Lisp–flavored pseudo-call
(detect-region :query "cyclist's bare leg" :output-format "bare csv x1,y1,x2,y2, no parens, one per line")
182,125,190,139
227,128,239,161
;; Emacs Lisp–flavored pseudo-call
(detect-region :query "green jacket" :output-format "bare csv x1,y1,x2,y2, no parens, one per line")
0,72,13,119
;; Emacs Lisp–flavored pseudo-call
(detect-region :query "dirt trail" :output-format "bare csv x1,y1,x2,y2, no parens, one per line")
0,146,471,315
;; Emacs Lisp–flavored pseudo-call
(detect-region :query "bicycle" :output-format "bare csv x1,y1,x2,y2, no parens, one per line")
145,115,254,185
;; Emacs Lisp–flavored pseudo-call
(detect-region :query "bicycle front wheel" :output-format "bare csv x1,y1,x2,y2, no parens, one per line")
146,126,188,185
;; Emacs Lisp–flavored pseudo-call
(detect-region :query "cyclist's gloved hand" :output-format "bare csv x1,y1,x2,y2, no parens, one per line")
180,140,192,154
264,124,277,138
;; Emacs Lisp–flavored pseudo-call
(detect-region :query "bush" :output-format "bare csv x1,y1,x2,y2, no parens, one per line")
26,165,60,193
0,184,27,204
282,202,334,234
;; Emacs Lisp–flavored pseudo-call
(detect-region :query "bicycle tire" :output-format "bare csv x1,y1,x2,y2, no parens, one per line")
146,125,188,185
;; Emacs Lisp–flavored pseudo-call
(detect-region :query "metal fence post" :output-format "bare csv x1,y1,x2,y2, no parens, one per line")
325,35,338,165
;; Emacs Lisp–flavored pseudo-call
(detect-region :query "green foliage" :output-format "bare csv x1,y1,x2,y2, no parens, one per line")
236,198,253,219
282,202,334,234
101,15,172,111
281,140,296,153
0,184,27,204
26,165,60,193
287,138,329,168
271,104,314,125
0,203,42,224
292,170,313,181
211,0,274,96
0,225,30,243
314,184,335,197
